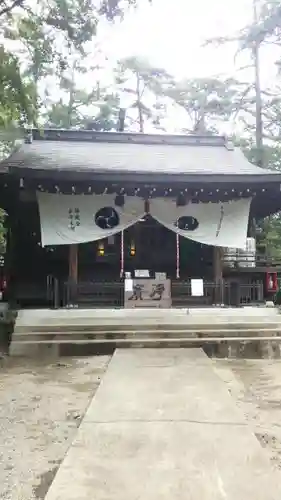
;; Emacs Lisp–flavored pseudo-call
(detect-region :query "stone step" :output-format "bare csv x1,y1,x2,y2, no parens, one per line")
15,308,280,324
14,322,281,334
15,313,279,322
10,336,281,345
11,308,281,356
12,327,281,340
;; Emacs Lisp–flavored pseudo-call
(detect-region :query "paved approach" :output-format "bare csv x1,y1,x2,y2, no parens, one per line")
45,349,281,500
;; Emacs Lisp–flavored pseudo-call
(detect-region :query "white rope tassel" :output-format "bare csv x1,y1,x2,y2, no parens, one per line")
176,233,180,279
120,230,124,277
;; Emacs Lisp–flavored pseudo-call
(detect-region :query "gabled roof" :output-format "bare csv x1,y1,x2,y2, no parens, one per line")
1,129,280,182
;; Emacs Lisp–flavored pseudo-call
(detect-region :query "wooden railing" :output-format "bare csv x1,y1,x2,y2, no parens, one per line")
171,280,264,307
63,280,124,308
223,252,281,269
62,278,265,308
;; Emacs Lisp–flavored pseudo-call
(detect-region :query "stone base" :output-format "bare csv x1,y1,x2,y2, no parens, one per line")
9,341,59,358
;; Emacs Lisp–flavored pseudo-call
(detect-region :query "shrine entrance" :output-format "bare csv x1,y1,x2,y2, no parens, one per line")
122,216,213,280
60,215,216,308
76,216,213,283
9,205,216,308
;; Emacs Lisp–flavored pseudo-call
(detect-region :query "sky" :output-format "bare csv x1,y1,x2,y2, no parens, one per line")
38,0,280,133
104,0,253,78
60,0,277,133
95,0,278,85
3,0,279,99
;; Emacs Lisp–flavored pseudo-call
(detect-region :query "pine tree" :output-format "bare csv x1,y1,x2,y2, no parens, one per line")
115,56,172,132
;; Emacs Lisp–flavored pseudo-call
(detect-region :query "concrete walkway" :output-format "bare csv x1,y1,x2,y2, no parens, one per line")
45,349,281,500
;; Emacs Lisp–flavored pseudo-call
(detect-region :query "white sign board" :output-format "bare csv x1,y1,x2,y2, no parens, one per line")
135,269,150,278
191,279,204,297
125,279,133,292
155,272,167,280
124,279,171,308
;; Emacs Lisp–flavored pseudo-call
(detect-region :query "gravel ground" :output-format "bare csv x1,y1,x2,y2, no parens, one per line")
1,354,281,499
0,355,110,500
213,358,281,471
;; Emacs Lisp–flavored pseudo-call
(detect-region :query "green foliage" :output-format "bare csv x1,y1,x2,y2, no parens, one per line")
166,77,247,133
244,140,281,258
45,0,97,54
99,0,152,19
0,46,34,126
0,210,6,254
45,100,79,128
0,0,148,19
4,16,57,114
241,1,281,47
0,0,149,133
0,0,24,17
115,56,172,131
83,94,120,131
44,91,120,130
6,18,55,81
0,44,34,160
256,215,281,260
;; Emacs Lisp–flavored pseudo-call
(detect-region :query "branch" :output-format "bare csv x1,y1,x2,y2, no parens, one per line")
0,0,24,17
262,133,281,142
203,34,241,47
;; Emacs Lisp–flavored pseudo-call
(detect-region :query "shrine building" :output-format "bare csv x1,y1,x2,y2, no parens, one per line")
0,128,281,309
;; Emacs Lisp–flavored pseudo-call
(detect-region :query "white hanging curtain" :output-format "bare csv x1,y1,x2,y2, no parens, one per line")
150,197,251,249
37,192,145,246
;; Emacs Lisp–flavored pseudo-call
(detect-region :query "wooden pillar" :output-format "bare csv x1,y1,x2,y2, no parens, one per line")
68,244,78,304
5,213,13,303
176,233,180,279
213,246,223,305
6,199,19,306
247,212,256,238
69,244,78,282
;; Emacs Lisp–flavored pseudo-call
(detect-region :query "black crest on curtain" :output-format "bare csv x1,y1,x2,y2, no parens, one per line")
175,216,199,231
95,207,120,229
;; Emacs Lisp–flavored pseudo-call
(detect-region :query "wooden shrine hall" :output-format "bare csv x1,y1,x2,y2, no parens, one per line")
1,128,281,309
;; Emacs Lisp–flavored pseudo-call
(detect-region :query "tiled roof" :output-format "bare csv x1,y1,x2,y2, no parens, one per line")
1,131,276,177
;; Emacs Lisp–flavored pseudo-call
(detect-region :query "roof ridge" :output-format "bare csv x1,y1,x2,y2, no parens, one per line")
26,128,228,147
3,137,281,180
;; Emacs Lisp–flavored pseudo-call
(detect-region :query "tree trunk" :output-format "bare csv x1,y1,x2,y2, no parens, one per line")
67,65,76,129
194,110,206,134
253,0,263,167
193,94,207,134
136,72,144,133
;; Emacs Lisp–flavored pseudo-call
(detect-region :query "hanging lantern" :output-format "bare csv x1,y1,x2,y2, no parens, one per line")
108,235,115,245
176,193,188,207
130,241,136,256
97,241,105,256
